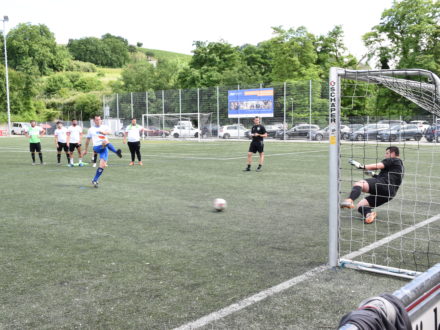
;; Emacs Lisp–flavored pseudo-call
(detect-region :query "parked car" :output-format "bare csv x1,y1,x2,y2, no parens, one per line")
218,124,248,139
201,124,219,138
409,120,430,133
342,124,364,140
275,124,320,140
11,122,30,135
377,119,407,126
310,125,350,141
143,126,170,137
114,127,126,137
265,124,284,138
424,125,440,142
377,124,423,142
170,125,200,138
349,123,390,141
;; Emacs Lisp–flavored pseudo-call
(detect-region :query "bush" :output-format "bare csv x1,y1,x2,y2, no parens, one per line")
73,76,103,92
67,60,97,72
44,74,73,96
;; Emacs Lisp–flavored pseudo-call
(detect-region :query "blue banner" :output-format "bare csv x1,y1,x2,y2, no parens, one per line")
228,88,274,118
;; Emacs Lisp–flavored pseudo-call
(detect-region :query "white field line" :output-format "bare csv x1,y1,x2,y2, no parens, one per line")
173,265,328,330
142,149,325,161
342,213,440,261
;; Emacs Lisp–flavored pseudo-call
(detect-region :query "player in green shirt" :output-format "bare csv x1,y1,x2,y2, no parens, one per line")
25,120,46,165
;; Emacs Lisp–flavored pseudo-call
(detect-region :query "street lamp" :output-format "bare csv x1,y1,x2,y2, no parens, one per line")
1,15,11,135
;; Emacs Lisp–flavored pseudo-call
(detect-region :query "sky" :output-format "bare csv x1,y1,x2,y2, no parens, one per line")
2,0,394,59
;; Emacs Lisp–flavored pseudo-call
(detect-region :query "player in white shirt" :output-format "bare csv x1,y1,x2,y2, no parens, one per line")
83,115,122,188
123,118,148,165
66,119,84,167
54,121,70,166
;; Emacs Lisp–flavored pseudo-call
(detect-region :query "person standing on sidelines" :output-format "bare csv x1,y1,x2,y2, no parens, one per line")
123,118,146,166
244,116,267,172
54,121,70,166
83,115,122,188
25,120,46,165
66,119,84,167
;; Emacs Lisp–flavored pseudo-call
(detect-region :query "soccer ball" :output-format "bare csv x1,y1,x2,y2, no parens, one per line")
213,198,227,212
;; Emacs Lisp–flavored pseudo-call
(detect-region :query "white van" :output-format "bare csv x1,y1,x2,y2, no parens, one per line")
11,122,30,135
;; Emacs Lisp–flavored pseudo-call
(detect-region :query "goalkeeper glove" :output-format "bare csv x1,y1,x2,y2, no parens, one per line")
348,159,365,169
363,170,377,177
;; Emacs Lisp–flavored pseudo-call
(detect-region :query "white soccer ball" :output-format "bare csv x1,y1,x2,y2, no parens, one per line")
213,198,227,212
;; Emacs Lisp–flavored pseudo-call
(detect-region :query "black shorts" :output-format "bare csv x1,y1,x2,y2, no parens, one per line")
30,142,41,153
249,141,264,153
57,142,68,152
69,143,81,152
365,178,396,208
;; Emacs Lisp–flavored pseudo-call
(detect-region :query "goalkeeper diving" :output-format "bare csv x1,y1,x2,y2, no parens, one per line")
341,146,404,224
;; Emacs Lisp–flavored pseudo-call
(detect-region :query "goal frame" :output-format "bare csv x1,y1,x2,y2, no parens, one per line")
328,67,440,278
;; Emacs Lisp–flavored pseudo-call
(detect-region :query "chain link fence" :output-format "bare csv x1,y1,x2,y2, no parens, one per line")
102,80,438,141
102,81,329,140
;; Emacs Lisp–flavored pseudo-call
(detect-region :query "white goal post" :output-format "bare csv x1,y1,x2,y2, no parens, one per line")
329,68,440,278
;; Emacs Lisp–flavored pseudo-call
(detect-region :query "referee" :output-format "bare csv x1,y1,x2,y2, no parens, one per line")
244,116,267,172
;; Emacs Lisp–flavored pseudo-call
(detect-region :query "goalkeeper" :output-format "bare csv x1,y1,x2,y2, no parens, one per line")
341,146,404,224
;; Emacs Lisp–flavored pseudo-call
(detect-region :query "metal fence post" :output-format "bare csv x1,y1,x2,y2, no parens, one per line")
283,82,287,141
237,84,240,140
130,92,134,119
116,94,119,121
197,88,200,142
309,80,312,140
216,86,220,140
162,90,165,135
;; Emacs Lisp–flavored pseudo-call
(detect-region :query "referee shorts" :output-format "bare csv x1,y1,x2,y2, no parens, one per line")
249,141,264,153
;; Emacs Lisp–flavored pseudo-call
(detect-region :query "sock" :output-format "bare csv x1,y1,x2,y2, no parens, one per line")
93,167,104,182
93,154,97,163
31,153,35,163
66,153,70,163
70,158,74,164
247,164,251,169
358,206,373,217
349,186,362,201
39,153,43,163
107,143,117,153
257,164,262,169
57,154,61,163
79,158,82,163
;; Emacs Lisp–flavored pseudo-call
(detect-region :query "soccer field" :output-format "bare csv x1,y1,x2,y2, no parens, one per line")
0,137,408,329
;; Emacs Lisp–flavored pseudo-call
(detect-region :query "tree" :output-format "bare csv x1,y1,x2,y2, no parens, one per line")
67,34,129,67
267,26,321,82
178,41,254,88
5,23,70,75
363,0,440,73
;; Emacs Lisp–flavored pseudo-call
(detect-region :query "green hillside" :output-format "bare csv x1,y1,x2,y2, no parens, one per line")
141,48,192,63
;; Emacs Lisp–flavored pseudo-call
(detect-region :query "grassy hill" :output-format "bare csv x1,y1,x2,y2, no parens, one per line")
141,48,192,63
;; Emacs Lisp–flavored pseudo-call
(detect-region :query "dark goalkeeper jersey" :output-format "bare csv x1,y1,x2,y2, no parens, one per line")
251,124,266,142
376,157,404,194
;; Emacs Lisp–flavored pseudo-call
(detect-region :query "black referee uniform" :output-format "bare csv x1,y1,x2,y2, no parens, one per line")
249,124,266,153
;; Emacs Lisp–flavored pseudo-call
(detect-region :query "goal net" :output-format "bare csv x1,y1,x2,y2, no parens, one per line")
141,113,213,139
329,68,440,278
